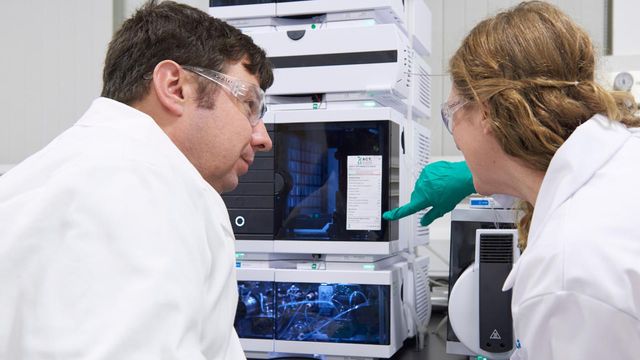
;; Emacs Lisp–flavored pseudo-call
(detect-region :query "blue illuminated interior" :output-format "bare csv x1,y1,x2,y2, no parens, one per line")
275,282,390,345
275,121,390,242
235,281,275,339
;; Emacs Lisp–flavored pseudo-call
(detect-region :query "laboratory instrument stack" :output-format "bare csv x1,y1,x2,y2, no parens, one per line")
209,1,433,358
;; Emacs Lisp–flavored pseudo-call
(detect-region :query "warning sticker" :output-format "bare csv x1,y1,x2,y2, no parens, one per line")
346,155,382,231
490,329,502,340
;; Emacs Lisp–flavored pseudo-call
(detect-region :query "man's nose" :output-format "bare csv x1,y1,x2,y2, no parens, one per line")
252,121,272,152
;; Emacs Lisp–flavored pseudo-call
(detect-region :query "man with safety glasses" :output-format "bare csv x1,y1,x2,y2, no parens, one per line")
0,1,271,359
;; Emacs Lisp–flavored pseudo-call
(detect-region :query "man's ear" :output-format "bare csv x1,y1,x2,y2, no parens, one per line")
151,60,188,117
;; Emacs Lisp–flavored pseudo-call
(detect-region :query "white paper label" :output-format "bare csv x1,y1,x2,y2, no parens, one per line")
347,155,382,231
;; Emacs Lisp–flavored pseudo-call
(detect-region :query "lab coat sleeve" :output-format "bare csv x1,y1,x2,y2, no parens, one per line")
19,162,214,359
512,291,640,360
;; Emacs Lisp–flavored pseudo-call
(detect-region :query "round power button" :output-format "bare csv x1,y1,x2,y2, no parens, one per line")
234,216,245,228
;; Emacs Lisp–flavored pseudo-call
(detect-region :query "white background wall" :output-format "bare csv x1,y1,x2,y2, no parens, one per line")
612,0,640,55
0,2,112,170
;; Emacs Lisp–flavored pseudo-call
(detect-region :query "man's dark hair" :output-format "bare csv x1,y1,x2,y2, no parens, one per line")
101,0,273,106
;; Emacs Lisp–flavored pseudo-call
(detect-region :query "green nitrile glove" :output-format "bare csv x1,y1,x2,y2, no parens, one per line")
383,161,475,226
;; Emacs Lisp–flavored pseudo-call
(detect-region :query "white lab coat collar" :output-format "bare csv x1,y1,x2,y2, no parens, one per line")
77,97,159,139
77,97,211,192
503,114,632,290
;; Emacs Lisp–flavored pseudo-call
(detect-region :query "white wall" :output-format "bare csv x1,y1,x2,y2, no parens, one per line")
0,2,112,167
612,0,640,55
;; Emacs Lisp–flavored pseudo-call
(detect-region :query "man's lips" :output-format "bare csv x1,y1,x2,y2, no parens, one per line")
242,156,254,167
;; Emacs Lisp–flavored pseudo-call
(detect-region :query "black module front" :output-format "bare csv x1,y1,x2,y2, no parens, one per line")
221,121,399,244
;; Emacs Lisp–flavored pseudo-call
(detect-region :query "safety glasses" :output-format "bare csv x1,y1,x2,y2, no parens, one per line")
182,65,266,127
440,98,468,134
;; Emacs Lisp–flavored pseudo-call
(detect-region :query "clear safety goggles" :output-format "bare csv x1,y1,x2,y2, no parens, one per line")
441,98,468,134
182,65,266,127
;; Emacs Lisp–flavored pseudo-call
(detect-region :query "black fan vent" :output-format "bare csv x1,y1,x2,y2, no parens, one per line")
479,234,513,263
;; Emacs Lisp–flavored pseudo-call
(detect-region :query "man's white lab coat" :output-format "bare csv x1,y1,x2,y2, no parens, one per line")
504,114,640,359
0,98,245,359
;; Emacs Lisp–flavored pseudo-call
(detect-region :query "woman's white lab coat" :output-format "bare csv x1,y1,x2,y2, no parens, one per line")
0,98,245,359
503,114,640,359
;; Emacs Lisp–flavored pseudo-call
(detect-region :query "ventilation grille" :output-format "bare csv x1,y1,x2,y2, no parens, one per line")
479,234,514,264
414,130,430,237
414,257,432,326
416,213,430,237
417,63,431,109
405,45,412,90
415,131,430,168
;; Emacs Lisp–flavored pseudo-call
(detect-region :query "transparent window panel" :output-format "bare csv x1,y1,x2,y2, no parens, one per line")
275,282,390,345
235,281,275,339
274,121,398,242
